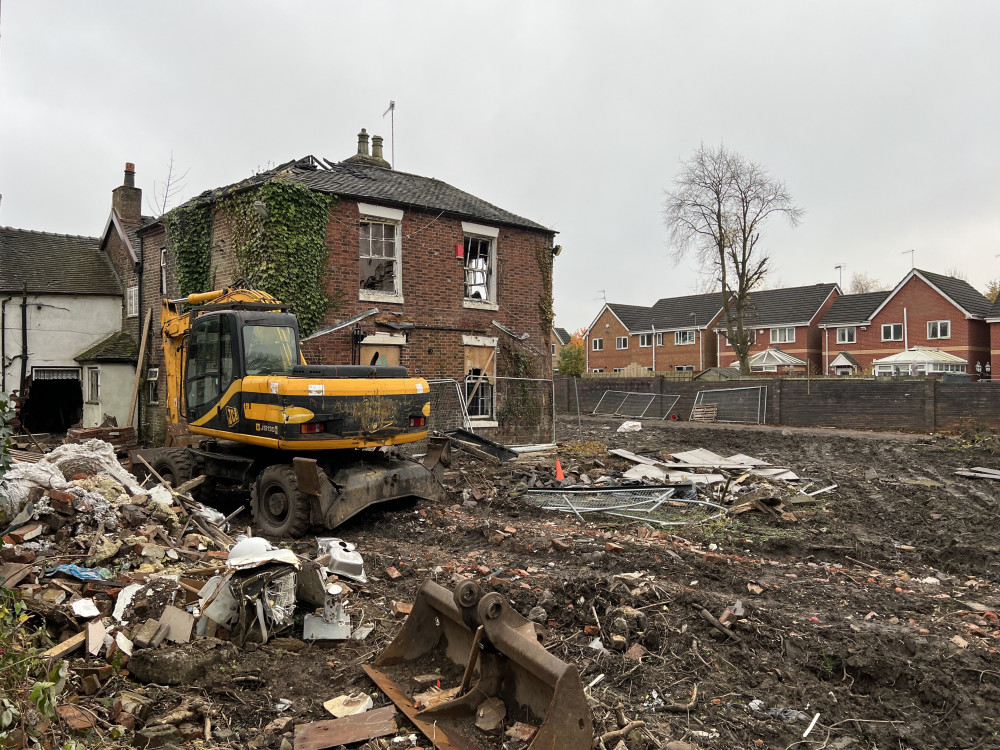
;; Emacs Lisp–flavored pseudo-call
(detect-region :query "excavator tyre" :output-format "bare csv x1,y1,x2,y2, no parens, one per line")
364,579,592,750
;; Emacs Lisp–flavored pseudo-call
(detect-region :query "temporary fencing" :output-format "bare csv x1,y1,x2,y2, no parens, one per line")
690,385,767,424
591,390,681,420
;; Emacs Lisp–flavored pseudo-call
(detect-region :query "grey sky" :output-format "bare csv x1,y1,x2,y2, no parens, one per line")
2,1,998,334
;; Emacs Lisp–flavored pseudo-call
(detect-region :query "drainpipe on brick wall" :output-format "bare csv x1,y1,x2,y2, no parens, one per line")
903,307,909,349
651,325,656,372
824,328,829,375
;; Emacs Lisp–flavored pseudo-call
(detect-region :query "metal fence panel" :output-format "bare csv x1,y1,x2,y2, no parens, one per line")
592,390,681,420
691,385,767,424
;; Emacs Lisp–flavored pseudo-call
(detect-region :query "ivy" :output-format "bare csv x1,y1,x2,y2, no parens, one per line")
164,202,213,297
536,243,555,334
220,180,337,336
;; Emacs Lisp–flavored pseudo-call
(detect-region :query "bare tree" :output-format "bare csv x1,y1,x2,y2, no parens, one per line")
664,144,802,374
146,150,190,216
848,271,888,294
944,266,969,282
984,279,1000,303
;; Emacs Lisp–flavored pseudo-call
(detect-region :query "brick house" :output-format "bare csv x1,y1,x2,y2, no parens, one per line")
818,269,991,377
124,131,557,444
552,326,571,369
986,297,1000,379
584,293,723,373
713,283,840,374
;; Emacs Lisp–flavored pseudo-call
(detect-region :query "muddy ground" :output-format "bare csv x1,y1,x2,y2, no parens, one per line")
147,416,1000,750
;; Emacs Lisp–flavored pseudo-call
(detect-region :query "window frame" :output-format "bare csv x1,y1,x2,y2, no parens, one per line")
612,367,624,373
592,338,604,351
591,368,604,373
462,222,499,310
881,323,903,342
927,320,951,339
638,333,653,347
656,332,664,346
675,330,696,346
358,203,404,303
675,365,695,371
770,327,795,344
86,367,100,403
836,326,856,344
146,367,160,405
126,286,138,318
616,336,628,350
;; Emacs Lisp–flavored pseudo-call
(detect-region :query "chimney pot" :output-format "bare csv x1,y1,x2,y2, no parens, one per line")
356,128,370,156
124,162,135,187
372,135,384,161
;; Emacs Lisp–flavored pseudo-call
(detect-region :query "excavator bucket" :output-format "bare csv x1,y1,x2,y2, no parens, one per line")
364,579,592,750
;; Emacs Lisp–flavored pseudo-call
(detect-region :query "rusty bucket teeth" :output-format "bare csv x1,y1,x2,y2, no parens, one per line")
364,578,593,750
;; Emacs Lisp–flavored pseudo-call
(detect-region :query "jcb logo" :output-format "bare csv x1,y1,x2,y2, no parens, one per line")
225,406,239,427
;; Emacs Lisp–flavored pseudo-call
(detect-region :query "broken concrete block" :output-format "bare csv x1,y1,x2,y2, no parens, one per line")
158,605,194,644
132,619,162,649
128,638,237,685
133,724,181,748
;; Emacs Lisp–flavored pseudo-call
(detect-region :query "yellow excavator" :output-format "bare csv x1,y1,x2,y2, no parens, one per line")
132,284,442,537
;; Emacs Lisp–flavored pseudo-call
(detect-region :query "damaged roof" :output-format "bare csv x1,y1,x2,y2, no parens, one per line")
0,226,120,296
172,156,552,234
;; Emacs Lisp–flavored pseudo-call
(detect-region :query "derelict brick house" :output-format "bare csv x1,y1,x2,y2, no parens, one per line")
0,226,135,431
584,293,724,373
132,130,557,445
818,269,991,377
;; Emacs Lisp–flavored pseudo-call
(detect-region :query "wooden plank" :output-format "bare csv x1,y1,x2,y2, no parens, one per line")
0,562,33,588
127,309,152,428
42,630,86,660
293,705,397,750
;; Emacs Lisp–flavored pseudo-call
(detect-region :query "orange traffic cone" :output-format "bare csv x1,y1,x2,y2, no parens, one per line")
555,459,565,481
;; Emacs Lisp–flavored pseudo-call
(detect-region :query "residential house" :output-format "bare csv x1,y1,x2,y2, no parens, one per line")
818,270,991,377
127,130,557,443
0,226,133,432
986,297,1000,378
552,326,571,369
584,293,724,373
713,283,840,374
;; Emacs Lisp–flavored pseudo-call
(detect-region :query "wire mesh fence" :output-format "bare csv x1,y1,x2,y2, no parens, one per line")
591,390,681,420
518,486,727,526
691,385,767,423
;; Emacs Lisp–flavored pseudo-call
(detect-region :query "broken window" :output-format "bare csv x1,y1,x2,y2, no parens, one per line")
464,236,495,303
881,323,903,341
928,320,950,339
127,286,138,318
359,219,400,297
87,367,100,403
675,330,695,345
770,327,794,344
464,345,495,420
837,326,856,344
146,368,159,405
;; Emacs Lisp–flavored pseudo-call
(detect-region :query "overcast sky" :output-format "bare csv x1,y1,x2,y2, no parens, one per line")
2,1,999,332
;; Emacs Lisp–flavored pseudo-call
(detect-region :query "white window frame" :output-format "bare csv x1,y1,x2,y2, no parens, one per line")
675,330,696,346
591,368,604,373
927,320,950,339
770,327,795,344
358,203,404,303
160,248,168,295
881,323,903,342
755,365,778,373
616,336,628,349
612,368,624,373
836,326,856,344
592,338,604,351
126,286,138,318
723,331,756,347
462,222,499,310
675,365,695,371
86,367,100,403
551,343,556,355
656,332,663,346
639,333,653,347
146,367,160,405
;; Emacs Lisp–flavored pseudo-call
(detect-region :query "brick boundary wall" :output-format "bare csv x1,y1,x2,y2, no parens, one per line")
555,376,1000,432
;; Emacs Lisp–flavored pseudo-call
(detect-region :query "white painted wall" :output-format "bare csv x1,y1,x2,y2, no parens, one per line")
2,292,122,393
81,362,136,427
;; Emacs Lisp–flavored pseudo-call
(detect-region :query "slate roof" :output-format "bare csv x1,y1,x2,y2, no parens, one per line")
606,303,653,332
553,327,571,345
75,331,138,363
0,227,120,296
650,293,725,331
713,283,839,330
818,291,890,326
175,156,551,234
914,269,992,317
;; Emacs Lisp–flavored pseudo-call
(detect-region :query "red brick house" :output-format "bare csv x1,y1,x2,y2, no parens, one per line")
584,293,724,373
986,297,1000,378
713,283,840,374
817,270,991,377
552,326,571,369
118,131,557,443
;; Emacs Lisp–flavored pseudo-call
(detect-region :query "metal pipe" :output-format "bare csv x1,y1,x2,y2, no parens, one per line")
1,295,13,392
19,283,28,396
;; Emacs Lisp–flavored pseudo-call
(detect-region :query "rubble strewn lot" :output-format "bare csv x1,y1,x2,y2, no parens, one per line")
2,416,1000,750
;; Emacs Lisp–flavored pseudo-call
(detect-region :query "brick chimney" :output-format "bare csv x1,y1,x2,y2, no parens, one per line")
345,128,391,168
112,162,142,223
